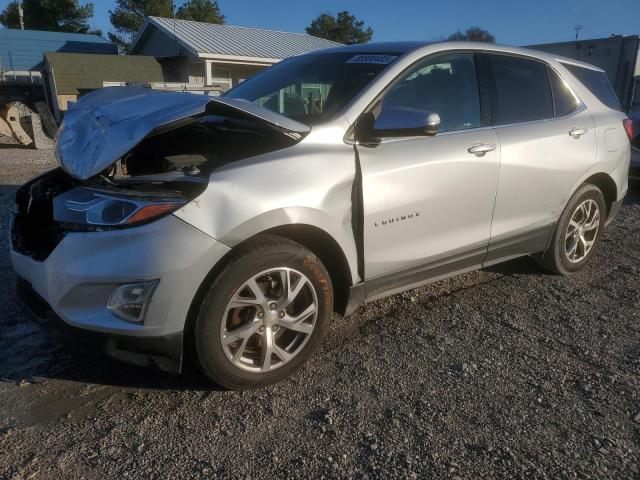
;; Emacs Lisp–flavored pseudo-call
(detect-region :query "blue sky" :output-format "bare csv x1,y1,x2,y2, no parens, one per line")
1,0,639,45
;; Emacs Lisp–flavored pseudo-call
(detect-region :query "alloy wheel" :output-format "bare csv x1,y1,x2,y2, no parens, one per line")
220,267,318,372
564,198,600,263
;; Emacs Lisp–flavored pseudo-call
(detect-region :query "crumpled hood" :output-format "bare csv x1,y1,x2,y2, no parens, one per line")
56,87,311,180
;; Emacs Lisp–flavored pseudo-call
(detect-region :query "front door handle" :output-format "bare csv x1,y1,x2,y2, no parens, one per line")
569,127,588,139
468,143,496,156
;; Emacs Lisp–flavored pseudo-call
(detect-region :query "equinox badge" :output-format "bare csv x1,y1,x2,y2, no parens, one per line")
374,212,420,227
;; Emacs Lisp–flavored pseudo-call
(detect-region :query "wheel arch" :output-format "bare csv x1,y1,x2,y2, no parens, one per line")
582,172,617,215
183,224,355,362
263,224,353,315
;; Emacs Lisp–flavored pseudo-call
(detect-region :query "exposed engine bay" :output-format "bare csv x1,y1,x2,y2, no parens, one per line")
118,115,296,179
12,114,301,261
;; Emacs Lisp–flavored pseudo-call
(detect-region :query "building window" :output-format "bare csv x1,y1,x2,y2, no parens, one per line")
208,64,232,92
211,68,230,82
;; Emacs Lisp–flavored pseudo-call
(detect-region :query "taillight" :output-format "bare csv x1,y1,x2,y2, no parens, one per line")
623,118,634,141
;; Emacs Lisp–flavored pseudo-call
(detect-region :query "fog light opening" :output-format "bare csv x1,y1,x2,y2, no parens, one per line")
107,280,159,324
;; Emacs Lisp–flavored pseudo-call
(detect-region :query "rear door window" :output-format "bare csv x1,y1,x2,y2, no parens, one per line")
489,54,554,125
561,63,621,111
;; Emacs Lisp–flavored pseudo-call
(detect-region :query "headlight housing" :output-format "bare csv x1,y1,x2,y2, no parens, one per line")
53,187,186,229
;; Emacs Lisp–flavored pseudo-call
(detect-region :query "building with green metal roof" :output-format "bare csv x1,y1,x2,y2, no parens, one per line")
43,52,164,122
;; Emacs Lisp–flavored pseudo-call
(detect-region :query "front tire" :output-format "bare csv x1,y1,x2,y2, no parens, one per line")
537,184,606,275
194,235,333,390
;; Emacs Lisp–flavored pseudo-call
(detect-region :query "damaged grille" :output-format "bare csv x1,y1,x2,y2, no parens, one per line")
11,168,77,261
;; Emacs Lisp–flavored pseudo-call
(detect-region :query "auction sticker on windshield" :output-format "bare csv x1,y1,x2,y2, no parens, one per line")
347,55,398,64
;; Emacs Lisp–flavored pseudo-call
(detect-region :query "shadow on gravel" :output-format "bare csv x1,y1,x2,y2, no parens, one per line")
68,357,221,392
484,255,548,277
0,298,222,390
2,335,223,392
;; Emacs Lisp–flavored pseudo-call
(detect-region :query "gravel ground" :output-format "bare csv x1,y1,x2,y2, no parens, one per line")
0,147,639,479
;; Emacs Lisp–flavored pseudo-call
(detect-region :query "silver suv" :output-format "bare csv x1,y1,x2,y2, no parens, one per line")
11,42,631,389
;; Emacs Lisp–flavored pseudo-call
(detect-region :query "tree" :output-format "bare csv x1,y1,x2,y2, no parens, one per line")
0,0,95,34
0,2,20,28
176,0,225,24
306,11,373,44
109,0,174,50
448,27,495,43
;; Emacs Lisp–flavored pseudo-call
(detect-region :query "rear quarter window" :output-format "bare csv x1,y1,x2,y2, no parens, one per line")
548,67,580,117
561,63,621,111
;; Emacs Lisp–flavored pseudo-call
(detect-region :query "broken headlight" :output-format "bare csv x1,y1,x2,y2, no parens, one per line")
53,187,186,228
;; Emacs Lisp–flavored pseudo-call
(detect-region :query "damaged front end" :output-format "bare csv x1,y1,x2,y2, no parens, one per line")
12,87,310,261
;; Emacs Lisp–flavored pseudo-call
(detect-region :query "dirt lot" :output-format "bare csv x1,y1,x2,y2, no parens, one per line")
0,147,639,479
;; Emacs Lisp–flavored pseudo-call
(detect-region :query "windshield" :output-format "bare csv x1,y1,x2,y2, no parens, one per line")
224,52,399,125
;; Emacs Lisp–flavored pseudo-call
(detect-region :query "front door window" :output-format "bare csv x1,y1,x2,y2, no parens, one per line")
379,53,482,132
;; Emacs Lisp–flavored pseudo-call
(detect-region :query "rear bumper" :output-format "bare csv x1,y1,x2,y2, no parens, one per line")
630,148,640,181
16,277,183,372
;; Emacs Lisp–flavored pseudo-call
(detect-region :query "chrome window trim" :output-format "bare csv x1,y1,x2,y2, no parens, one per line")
347,103,588,145
489,103,588,131
434,124,495,137
348,125,493,145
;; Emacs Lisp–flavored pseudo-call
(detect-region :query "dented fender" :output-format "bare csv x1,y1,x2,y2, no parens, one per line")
172,130,362,283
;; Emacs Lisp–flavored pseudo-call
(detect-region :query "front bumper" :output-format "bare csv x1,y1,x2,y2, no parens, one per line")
17,278,183,372
10,214,231,372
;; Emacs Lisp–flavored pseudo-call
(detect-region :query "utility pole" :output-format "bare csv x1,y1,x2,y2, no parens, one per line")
172,1,177,55
18,0,24,30
574,25,583,42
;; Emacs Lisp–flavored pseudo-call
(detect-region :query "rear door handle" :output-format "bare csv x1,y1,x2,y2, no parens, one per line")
468,143,496,156
569,127,588,138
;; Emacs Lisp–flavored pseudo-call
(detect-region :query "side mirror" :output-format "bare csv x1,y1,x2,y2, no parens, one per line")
362,108,441,139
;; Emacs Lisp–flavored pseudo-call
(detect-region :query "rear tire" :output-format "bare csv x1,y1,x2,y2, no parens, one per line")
536,184,606,275
194,234,332,390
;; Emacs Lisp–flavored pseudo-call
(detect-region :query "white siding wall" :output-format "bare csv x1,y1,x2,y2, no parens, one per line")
135,27,182,57
133,25,272,90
